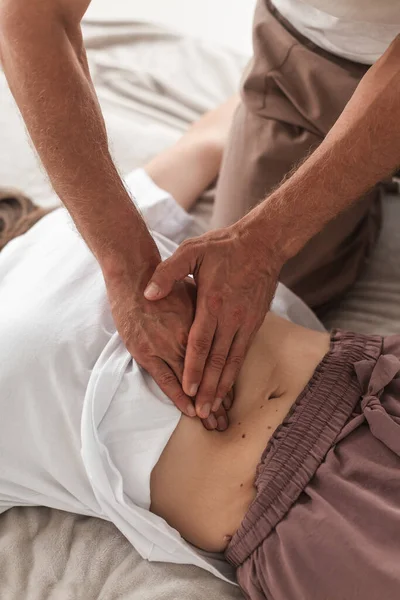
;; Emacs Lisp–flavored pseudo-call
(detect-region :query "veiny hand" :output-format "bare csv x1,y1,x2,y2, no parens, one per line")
144,223,280,419
105,266,230,431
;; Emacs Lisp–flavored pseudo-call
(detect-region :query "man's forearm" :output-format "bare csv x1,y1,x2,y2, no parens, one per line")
243,35,400,265
0,2,159,285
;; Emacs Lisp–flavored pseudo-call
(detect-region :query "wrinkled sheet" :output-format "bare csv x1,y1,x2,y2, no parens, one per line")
0,18,399,600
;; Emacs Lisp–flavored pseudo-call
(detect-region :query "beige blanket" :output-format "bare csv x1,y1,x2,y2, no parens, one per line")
0,18,399,600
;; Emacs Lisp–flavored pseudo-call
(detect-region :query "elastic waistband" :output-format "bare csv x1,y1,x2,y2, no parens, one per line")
225,330,383,566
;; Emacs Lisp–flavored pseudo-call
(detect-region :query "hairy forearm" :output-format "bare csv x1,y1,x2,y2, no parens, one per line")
244,35,400,264
0,3,160,284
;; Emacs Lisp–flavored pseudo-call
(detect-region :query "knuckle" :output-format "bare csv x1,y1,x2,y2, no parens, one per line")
207,352,226,371
191,337,211,357
157,370,177,388
178,240,196,262
137,341,152,356
206,292,223,315
179,239,192,253
231,304,246,323
227,354,244,369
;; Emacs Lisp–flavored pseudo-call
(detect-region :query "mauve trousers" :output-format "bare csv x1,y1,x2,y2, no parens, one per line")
226,331,400,600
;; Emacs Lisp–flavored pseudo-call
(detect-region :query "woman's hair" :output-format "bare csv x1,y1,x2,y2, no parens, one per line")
0,188,55,250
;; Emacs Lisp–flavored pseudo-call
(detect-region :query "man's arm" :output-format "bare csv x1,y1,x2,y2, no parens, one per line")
144,35,400,416
243,34,400,263
0,0,201,417
0,0,159,281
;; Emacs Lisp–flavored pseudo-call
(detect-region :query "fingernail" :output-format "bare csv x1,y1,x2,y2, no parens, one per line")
188,384,198,397
186,404,196,417
144,282,160,300
217,416,228,431
206,413,217,429
212,398,223,412
223,396,232,410
199,402,211,419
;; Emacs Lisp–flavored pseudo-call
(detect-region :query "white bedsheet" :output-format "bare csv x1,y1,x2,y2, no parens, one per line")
85,0,257,55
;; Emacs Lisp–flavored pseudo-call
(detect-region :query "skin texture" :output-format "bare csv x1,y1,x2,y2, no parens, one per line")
145,35,400,416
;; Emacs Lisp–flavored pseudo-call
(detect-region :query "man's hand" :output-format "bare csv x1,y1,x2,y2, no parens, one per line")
0,0,232,428
144,224,280,419
105,266,230,429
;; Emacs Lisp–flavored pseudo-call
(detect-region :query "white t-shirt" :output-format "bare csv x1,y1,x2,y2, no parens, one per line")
0,169,324,583
272,0,400,64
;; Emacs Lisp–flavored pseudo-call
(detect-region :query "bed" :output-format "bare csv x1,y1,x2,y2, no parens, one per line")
0,17,399,600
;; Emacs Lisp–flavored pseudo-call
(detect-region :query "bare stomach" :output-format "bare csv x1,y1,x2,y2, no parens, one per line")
150,313,330,552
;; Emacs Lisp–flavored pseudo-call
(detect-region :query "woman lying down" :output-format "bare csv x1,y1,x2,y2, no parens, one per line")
1,98,400,600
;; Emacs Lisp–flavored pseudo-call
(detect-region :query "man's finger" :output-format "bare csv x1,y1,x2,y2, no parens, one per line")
144,245,195,301
148,358,196,417
215,327,253,402
182,309,217,410
222,387,234,411
195,327,237,417
201,404,229,432
213,403,229,431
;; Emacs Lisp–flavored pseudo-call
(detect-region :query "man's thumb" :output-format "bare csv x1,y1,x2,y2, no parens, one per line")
144,251,191,301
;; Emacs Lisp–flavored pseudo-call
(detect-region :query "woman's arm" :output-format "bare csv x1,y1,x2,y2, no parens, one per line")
144,96,239,212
